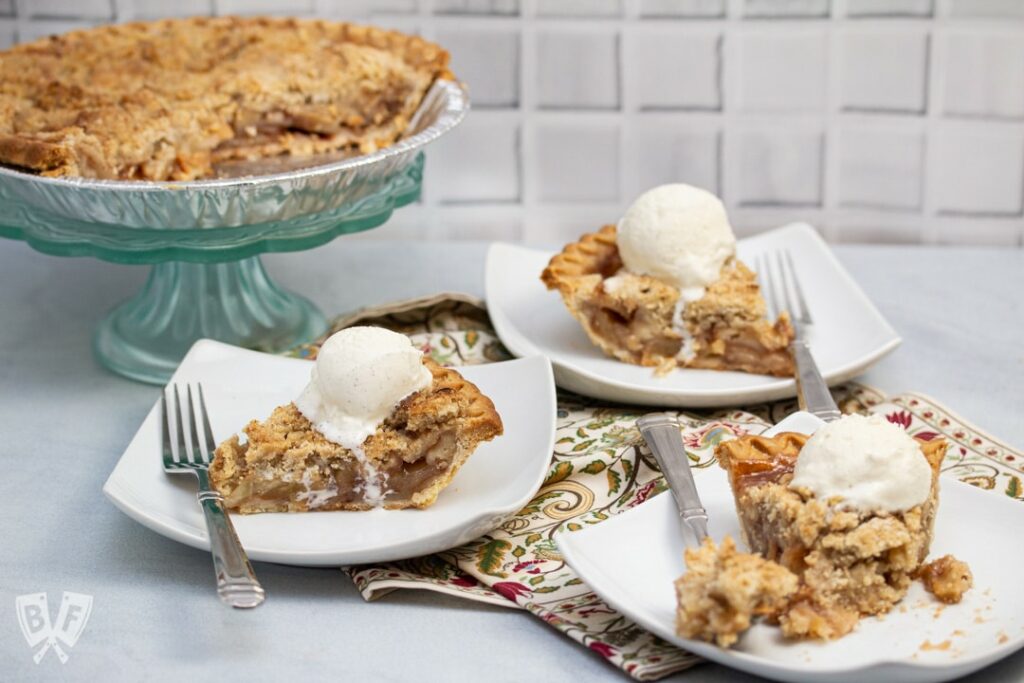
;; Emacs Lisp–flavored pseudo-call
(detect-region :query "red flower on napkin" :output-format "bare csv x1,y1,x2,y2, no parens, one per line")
588,641,616,659
492,581,531,603
449,574,478,588
511,560,546,575
628,480,659,508
886,410,912,429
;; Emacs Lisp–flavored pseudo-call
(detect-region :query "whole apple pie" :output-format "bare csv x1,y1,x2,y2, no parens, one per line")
0,17,452,180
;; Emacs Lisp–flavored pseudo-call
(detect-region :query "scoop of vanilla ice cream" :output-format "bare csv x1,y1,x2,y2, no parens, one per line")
616,184,736,301
294,326,432,449
789,414,932,512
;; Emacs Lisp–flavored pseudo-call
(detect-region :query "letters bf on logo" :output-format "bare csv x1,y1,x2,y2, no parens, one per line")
16,592,93,664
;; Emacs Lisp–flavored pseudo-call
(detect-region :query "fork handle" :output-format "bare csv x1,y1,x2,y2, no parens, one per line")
790,339,842,422
197,488,266,609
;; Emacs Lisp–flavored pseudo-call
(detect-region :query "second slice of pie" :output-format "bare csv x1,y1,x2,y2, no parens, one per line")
542,185,794,377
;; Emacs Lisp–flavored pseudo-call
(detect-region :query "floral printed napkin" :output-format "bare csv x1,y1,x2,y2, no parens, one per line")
288,294,1024,681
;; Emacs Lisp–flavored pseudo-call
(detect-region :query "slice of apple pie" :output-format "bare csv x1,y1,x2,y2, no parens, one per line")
705,417,968,644
542,225,794,377
717,429,946,638
209,327,502,513
676,414,973,647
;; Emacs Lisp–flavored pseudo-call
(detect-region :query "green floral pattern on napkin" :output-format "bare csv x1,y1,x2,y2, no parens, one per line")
287,294,1024,681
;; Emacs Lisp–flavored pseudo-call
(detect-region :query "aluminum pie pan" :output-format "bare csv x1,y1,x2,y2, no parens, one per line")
0,79,467,230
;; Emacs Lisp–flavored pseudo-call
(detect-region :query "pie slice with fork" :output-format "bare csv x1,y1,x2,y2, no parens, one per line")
208,359,503,513
541,225,795,377
712,430,954,640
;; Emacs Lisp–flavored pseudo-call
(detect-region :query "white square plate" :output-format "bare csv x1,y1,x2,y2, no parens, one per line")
103,340,556,567
486,223,900,407
556,412,1024,683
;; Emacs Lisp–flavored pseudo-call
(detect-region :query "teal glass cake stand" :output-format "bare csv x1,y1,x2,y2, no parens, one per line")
0,155,424,384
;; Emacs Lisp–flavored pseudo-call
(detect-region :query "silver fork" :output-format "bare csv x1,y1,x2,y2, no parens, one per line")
162,384,265,608
756,251,842,422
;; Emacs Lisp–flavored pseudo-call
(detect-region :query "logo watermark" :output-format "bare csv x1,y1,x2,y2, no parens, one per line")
15,592,93,664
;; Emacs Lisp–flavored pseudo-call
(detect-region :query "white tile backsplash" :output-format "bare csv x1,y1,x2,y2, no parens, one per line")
839,29,928,113
536,30,619,110
638,0,725,17
534,123,620,202
838,125,923,210
433,207,523,241
216,0,315,15
834,218,923,244
931,127,1024,216
3,0,1022,246
17,18,100,41
946,0,1024,18
312,0,417,17
625,124,720,197
126,0,212,18
425,117,520,204
845,0,932,16
536,0,621,17
736,127,823,206
736,30,827,112
626,29,720,110
433,0,519,14
27,0,112,18
742,0,829,18
943,32,1024,120
933,217,1022,246
437,27,519,108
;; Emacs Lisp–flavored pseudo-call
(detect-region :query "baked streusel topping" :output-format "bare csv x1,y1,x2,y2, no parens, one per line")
209,359,502,513
917,554,973,605
675,536,798,647
541,225,794,377
675,430,973,647
0,17,451,180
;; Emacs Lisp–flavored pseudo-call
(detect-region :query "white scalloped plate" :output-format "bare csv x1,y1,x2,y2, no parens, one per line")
486,223,900,407
556,412,1024,683
103,340,556,567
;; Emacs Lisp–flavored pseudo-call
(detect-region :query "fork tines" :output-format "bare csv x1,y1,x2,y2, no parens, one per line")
754,250,812,327
161,383,216,468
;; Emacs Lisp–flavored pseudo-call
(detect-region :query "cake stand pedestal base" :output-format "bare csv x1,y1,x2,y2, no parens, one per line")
93,256,325,384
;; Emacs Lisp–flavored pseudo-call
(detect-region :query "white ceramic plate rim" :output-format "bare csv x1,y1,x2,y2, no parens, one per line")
103,340,556,566
555,412,1024,682
486,223,901,401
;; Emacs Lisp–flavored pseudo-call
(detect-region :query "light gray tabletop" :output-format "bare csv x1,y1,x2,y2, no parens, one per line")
1,238,1022,682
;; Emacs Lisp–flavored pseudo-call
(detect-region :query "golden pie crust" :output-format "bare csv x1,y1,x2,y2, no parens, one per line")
541,225,795,377
209,359,502,513
674,429,972,647
0,17,452,180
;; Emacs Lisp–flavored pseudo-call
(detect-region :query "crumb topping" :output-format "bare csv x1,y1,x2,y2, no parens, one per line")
0,17,451,180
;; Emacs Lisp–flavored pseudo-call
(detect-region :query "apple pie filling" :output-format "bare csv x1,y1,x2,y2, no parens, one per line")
212,407,460,512
679,429,966,645
542,225,795,377
209,358,503,513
